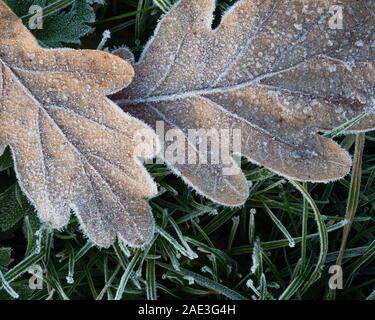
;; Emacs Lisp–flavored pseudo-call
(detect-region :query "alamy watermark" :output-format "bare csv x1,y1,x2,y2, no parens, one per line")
328,265,343,290
28,264,43,290
328,5,344,30
28,5,43,30
134,121,243,176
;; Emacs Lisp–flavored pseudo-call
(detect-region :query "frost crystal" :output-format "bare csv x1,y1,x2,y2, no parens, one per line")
114,0,375,207
0,2,159,248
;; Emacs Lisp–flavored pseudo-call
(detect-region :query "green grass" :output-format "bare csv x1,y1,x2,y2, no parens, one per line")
0,0,375,300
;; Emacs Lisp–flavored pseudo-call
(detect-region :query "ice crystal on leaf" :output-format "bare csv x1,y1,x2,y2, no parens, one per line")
114,0,375,206
0,1,159,247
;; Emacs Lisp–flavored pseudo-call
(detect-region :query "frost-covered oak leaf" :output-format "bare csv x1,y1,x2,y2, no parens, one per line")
0,1,160,247
114,0,375,206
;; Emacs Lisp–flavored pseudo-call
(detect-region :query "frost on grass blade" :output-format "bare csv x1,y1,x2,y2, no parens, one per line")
5,0,98,48
0,1,160,248
114,0,375,207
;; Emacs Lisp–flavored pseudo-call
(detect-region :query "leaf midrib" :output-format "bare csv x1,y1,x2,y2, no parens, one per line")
120,58,308,105
3,61,145,239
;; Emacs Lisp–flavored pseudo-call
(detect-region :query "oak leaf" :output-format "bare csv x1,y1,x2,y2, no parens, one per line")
0,1,159,247
115,0,375,206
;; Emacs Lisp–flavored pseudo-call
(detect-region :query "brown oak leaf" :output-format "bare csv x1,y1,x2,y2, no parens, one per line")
0,1,160,247
115,0,375,206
